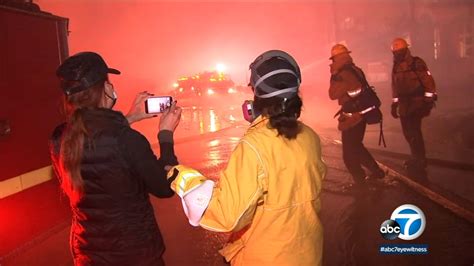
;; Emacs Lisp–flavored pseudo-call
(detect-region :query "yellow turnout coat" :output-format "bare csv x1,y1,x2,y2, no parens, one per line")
197,116,326,265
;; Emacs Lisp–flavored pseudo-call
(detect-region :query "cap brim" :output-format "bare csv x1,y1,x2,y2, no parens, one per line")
108,68,121,75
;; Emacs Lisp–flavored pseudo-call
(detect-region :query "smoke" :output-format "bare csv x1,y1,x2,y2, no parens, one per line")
36,0,474,161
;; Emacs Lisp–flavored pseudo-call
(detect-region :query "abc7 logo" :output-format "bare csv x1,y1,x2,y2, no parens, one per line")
380,204,426,241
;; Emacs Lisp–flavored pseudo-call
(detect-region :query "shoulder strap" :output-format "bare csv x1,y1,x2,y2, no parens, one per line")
378,120,387,148
410,56,422,70
342,64,370,89
410,57,424,88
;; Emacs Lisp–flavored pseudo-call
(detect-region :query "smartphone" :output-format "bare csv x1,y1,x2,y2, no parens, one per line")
145,96,173,114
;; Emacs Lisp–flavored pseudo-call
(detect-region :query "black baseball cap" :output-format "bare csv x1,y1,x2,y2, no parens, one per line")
56,52,120,96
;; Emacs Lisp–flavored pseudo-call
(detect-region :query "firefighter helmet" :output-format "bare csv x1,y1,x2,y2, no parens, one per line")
391,38,409,51
330,44,351,59
249,50,301,99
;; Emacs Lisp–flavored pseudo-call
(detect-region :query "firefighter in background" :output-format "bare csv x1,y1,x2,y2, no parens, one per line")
328,44,385,192
391,38,437,172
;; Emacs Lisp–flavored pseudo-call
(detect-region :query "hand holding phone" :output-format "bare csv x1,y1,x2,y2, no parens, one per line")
145,96,173,114
126,91,156,124
159,101,182,132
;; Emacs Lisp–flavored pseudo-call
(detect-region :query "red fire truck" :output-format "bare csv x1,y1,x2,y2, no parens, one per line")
170,70,250,107
0,2,70,259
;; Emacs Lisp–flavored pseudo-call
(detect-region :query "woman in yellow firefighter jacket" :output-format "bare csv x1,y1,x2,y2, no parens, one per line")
168,50,326,265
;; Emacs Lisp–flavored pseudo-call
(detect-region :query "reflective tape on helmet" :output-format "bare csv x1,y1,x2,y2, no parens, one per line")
256,86,298,98
392,98,399,103
254,69,299,88
424,92,435,97
253,68,300,99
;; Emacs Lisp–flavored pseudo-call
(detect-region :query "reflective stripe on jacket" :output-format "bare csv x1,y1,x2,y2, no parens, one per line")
329,53,365,130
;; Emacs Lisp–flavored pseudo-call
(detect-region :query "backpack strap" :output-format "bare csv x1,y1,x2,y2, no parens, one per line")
344,65,386,147
410,56,425,88
341,63,371,89
378,120,387,148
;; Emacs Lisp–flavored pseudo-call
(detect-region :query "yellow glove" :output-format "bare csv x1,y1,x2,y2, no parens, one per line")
167,165,207,197
167,165,215,226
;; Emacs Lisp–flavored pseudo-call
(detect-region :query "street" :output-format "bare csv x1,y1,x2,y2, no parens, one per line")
3,107,473,266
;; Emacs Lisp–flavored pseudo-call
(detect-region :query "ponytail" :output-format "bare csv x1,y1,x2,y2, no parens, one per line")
255,95,303,139
59,109,87,196
57,82,104,198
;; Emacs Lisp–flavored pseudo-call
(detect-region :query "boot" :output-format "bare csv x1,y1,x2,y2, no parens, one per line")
367,168,386,180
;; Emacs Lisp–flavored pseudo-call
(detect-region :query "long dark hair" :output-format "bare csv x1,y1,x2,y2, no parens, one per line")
58,78,106,197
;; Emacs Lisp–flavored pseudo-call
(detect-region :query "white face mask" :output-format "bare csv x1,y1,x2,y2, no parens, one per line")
105,90,117,109
110,90,117,108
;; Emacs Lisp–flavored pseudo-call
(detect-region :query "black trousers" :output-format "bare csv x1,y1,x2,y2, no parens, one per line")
400,114,426,162
342,121,381,182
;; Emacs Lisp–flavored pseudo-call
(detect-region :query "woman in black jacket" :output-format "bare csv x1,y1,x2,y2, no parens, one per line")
50,52,181,266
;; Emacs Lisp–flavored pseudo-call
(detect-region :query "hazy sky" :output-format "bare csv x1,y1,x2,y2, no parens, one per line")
37,1,333,91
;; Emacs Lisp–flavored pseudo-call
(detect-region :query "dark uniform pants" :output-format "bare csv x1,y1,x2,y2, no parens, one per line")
341,121,381,182
400,114,426,163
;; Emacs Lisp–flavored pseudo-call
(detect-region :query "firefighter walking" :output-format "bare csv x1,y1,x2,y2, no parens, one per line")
329,44,385,192
391,38,437,173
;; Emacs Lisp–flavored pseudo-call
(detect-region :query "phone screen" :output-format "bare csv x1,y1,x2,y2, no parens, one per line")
145,96,173,114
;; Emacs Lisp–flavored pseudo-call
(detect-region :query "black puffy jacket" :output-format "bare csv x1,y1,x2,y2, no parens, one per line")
50,108,177,266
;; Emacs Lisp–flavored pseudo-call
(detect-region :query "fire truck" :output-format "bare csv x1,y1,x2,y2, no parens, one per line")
0,2,70,259
170,70,250,107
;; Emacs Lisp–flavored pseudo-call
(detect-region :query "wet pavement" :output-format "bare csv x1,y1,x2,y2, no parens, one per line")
319,123,474,211
3,107,474,266
318,137,473,266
